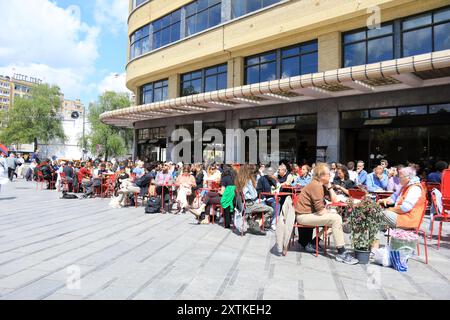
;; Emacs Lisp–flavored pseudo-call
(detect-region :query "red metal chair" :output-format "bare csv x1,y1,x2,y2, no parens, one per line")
441,169,450,199
289,193,328,257
59,172,69,192
210,204,224,225
101,175,116,198
36,171,45,190
387,200,429,264
430,193,450,249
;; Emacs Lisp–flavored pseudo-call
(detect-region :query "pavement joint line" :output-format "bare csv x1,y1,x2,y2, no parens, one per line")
326,257,349,300
0,211,145,267
214,236,251,299
228,268,240,287
298,280,305,300
0,214,165,279
359,264,392,300
172,283,188,300
138,217,207,263
127,226,216,300
82,277,119,300
256,287,264,300
0,207,112,243
0,240,122,299
400,271,433,299
268,264,275,279
170,230,234,298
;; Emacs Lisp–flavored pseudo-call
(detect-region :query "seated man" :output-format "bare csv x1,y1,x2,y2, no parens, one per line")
365,165,388,192
81,163,107,198
378,167,426,229
295,163,359,265
63,161,76,191
427,161,448,184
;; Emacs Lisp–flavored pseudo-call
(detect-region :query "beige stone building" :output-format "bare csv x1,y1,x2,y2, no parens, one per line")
101,0,450,166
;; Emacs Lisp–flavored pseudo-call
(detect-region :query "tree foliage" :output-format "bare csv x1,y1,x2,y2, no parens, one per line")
0,84,66,148
86,91,132,160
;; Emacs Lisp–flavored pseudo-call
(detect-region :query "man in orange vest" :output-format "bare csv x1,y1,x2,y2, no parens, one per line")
378,167,426,229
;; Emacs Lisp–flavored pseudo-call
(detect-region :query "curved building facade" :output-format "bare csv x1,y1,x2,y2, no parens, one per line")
102,0,450,166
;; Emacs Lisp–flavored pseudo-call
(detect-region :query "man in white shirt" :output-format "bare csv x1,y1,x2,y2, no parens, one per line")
347,161,358,183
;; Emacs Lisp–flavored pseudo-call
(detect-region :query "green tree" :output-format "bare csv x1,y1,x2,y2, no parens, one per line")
0,84,66,150
86,91,132,161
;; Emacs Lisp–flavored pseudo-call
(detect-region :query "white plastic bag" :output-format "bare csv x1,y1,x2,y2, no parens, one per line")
373,247,391,267
233,207,248,234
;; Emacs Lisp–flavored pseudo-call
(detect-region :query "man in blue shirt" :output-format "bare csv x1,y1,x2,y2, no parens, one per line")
366,165,389,192
427,161,448,183
356,161,368,186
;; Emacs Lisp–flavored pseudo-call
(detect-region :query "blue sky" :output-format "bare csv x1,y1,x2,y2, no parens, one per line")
0,0,130,107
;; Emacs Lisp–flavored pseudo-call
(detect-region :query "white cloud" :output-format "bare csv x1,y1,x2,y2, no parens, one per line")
98,72,131,94
0,0,100,101
94,0,129,35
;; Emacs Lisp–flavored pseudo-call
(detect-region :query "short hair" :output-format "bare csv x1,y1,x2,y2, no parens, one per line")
347,161,355,170
381,159,388,165
436,161,448,172
357,161,364,166
313,163,329,181
399,166,416,180
265,167,275,176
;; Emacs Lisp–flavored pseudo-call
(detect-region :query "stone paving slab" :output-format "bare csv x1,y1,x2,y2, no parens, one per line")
0,180,450,300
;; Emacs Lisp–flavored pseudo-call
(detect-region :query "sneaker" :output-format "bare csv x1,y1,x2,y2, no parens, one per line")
270,224,276,231
336,251,359,265
200,217,210,224
303,243,324,255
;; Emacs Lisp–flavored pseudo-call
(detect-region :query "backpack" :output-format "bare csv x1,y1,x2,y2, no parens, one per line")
145,196,161,214
61,191,78,199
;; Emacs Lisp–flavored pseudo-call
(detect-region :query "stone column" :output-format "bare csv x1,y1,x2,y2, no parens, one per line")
317,103,339,163
168,74,180,99
227,57,244,88
318,31,341,72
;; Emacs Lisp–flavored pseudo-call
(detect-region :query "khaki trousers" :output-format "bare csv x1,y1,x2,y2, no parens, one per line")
296,211,345,248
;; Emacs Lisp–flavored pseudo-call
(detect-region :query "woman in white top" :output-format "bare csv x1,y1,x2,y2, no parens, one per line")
203,164,221,187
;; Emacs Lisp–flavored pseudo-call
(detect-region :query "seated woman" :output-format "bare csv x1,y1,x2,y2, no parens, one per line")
294,165,312,187
154,163,174,213
378,167,426,229
236,164,273,235
203,164,221,188
286,164,300,186
175,165,196,214
332,165,356,197
189,166,228,224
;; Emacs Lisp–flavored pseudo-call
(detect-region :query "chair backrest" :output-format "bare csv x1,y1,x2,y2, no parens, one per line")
426,182,441,193
37,171,44,178
413,199,429,231
60,172,66,179
431,192,442,216
442,169,450,199
348,188,367,200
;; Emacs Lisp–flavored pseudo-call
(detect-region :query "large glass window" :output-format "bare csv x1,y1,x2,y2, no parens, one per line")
140,79,169,104
343,24,394,67
130,25,150,59
245,41,318,84
181,63,227,96
402,7,450,57
186,0,222,36
133,0,149,10
231,0,281,18
281,41,318,78
152,10,181,50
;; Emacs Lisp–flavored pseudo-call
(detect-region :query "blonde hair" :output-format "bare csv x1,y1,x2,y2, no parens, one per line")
312,163,330,181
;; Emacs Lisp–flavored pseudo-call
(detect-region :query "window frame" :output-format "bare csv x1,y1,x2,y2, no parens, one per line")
140,79,169,104
130,25,150,60
152,9,182,50
185,0,222,37
180,63,228,96
342,22,395,67
244,40,318,85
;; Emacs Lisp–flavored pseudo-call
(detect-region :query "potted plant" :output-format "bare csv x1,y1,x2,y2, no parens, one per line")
346,196,385,264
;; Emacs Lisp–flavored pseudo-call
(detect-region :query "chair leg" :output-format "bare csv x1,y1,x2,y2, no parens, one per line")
324,226,327,256
438,222,443,250
429,216,435,241
315,227,319,257
422,232,428,264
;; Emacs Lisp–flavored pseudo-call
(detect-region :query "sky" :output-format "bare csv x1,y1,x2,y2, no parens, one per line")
0,0,131,108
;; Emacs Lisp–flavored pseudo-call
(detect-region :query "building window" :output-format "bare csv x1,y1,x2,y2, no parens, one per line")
429,103,450,114
130,25,150,59
132,0,149,10
140,79,169,104
153,10,181,50
181,63,227,96
186,0,222,37
281,42,318,78
343,24,394,67
398,105,427,116
370,108,397,118
245,41,318,84
231,0,281,18
402,7,450,57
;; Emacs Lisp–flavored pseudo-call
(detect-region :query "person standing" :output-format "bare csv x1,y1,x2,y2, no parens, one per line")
0,153,8,192
7,153,18,182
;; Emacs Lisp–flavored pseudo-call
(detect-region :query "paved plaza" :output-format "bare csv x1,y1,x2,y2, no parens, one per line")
0,180,449,300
